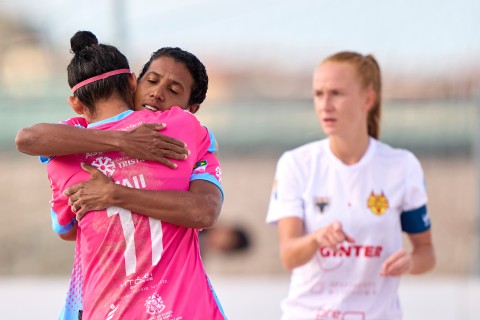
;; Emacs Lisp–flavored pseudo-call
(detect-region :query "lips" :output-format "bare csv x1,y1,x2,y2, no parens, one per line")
143,104,159,112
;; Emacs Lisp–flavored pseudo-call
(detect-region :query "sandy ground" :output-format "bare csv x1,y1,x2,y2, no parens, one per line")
0,152,478,277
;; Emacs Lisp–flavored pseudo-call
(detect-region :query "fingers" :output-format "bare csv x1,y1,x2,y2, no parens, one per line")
75,207,87,221
69,195,90,221
381,248,411,276
159,148,190,160
63,183,81,197
143,123,166,131
143,124,187,148
314,221,355,249
81,162,103,176
330,221,355,244
155,158,178,169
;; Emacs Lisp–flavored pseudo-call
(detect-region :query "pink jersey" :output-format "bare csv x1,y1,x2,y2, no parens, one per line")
48,107,225,320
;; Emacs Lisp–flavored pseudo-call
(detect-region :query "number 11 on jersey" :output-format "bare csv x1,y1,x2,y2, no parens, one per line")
107,206,163,276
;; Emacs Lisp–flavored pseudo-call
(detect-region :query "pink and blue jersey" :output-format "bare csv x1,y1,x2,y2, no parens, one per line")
48,107,225,319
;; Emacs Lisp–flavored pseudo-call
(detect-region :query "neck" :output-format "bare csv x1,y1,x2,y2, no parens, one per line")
329,133,370,165
86,97,132,123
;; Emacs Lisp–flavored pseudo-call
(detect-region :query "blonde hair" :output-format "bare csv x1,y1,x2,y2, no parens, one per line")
323,51,382,139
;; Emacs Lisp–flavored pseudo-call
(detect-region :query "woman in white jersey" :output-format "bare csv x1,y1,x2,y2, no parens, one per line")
266,51,435,320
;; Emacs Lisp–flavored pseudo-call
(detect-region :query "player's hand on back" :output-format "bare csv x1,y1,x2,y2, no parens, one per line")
121,123,190,169
63,163,115,221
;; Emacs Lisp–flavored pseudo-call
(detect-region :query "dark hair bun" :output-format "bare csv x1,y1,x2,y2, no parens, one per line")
70,31,98,54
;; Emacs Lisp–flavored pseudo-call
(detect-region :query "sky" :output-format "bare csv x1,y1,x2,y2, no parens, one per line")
0,0,479,75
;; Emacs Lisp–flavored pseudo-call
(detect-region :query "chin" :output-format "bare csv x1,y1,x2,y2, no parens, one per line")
321,126,335,136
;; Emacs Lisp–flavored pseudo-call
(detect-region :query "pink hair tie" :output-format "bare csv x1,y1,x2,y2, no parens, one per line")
71,68,131,92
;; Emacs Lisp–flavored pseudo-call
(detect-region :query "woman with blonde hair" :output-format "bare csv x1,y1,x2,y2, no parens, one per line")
267,51,435,320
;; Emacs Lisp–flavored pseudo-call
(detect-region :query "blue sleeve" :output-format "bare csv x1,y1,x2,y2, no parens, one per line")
190,173,224,202
400,204,431,234
51,208,76,234
40,155,54,164
207,129,218,153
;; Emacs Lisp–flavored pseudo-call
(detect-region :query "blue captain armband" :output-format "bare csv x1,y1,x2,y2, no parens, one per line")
400,205,431,234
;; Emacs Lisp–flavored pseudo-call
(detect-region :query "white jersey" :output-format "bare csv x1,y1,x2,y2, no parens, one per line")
266,137,430,320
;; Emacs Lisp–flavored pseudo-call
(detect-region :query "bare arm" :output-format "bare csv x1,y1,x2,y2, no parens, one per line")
278,218,355,271
15,123,189,168
65,163,222,229
381,230,435,276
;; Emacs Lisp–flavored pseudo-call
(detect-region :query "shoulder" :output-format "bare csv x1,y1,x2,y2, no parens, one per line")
60,117,88,127
374,140,419,162
277,139,326,172
136,107,200,124
281,139,326,162
373,139,422,170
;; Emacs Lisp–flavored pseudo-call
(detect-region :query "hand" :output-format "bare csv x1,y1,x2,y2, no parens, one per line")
380,248,412,276
313,221,355,250
63,163,115,221
121,123,190,169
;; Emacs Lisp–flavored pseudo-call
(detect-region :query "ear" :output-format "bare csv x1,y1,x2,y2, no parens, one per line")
187,103,200,114
68,96,85,115
129,73,138,93
364,87,376,112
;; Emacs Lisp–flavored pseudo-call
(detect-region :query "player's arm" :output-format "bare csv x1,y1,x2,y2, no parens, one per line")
380,155,435,276
65,163,222,229
57,223,78,241
277,217,318,270
381,230,435,276
407,230,435,274
15,122,188,168
278,218,354,271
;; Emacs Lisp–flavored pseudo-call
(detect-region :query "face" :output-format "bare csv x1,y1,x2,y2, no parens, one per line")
134,56,198,113
313,61,373,138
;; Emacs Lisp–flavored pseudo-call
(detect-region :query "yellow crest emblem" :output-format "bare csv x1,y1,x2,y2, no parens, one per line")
367,191,389,216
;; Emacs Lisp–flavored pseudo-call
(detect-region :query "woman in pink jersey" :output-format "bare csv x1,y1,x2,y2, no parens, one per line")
41,30,226,320
16,41,225,320
267,52,435,320
16,46,222,230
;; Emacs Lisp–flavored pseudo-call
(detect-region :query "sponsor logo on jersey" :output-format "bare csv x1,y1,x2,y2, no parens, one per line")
85,152,103,159
316,309,366,320
215,166,222,182
106,304,119,320
121,272,154,290
366,191,389,216
272,180,278,200
319,245,382,258
115,174,147,189
193,160,208,173
116,157,144,169
144,293,166,315
91,156,116,176
315,197,330,214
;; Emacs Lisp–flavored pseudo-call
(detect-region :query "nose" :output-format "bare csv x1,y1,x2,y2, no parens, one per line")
320,94,334,112
151,85,165,101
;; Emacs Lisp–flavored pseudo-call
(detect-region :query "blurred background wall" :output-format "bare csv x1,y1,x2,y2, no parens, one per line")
0,0,479,282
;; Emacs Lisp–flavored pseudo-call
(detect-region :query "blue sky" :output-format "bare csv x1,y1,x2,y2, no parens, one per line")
1,0,478,75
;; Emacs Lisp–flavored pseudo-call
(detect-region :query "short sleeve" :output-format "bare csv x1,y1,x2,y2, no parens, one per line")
48,173,76,234
60,117,88,127
190,137,223,201
39,117,88,164
266,152,305,224
401,152,431,233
